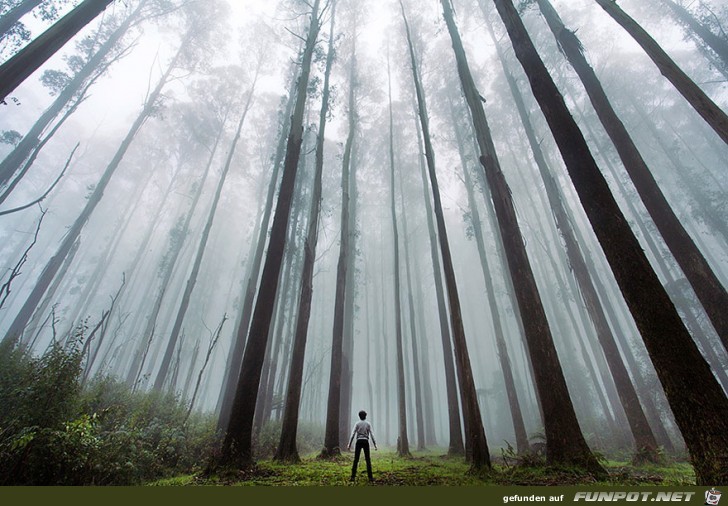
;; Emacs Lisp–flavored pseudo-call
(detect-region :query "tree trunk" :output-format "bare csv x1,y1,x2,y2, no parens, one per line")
538,0,728,353
339,143,359,448
219,0,320,468
401,0,489,469
153,74,258,392
443,0,605,473
595,0,728,145
320,31,357,459
273,8,335,449
0,0,143,188
411,97,464,457
449,97,530,456
493,0,728,484
484,0,661,462
215,67,297,430
0,0,115,102
399,169,427,451
2,34,183,348
0,0,43,40
386,50,411,458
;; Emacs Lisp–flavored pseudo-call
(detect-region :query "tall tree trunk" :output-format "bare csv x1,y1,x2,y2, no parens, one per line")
0,0,144,188
0,0,43,40
153,74,258,392
1,35,184,348
275,3,337,462
399,168,426,451
386,49,411,458
442,0,604,473
339,144,358,448
401,0,489,469
484,0,661,462
493,0,728,484
412,97,464,456
449,97,530,456
0,0,115,102
538,0,728,353
320,30,357,458
594,0,728,145
219,0,321,468
215,67,297,429
409,237,438,447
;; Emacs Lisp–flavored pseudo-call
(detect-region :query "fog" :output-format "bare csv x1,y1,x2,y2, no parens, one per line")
0,0,726,475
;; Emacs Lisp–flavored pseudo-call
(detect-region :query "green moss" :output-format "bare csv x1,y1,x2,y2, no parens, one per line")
176,448,696,487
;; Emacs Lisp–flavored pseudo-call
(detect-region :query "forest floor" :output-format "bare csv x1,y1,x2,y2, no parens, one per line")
151,449,696,486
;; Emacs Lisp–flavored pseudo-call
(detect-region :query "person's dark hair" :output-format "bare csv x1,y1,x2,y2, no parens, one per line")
358,410,367,420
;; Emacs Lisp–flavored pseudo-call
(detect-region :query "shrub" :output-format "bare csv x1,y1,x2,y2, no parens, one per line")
0,342,217,485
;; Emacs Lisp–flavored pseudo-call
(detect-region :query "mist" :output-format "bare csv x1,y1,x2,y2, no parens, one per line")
0,0,726,486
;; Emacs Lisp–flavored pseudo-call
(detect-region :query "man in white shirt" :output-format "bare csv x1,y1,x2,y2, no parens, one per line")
347,410,377,482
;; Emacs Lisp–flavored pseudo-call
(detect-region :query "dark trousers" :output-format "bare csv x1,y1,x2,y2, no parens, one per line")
351,439,373,481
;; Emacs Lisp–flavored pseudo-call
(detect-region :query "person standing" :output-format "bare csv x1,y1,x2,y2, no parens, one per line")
347,410,377,482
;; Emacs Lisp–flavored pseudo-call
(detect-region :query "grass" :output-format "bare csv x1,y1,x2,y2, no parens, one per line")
148,447,696,486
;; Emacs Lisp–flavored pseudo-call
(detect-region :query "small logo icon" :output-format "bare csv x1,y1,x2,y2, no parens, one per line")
706,489,722,506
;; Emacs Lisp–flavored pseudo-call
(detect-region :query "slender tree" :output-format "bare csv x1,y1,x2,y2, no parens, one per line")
594,0,728,145
492,0,728,484
219,0,323,468
483,0,662,462
0,0,147,189
536,0,728,353
401,0,489,469
1,32,188,348
448,96,529,456
441,0,605,473
0,0,115,102
320,21,358,458
215,65,297,428
411,96,464,457
386,47,411,458
0,0,44,40
275,0,337,462
153,68,259,392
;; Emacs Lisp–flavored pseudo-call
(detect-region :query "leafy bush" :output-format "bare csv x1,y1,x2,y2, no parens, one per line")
0,342,217,485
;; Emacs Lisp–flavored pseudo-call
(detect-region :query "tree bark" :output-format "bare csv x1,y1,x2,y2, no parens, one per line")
320,30,358,458
0,0,115,102
275,4,337,462
402,0,489,469
595,0,728,145
219,0,321,468
443,0,605,473
153,73,258,392
492,0,728,484
538,0,728,353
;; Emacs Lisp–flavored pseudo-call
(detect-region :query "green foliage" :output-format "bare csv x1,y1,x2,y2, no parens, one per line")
0,342,217,485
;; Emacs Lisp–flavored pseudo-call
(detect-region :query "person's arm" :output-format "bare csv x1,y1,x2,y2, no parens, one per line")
370,424,377,450
347,427,356,450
